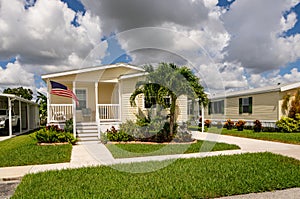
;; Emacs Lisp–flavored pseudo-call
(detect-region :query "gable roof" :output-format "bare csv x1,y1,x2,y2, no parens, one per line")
41,63,145,79
209,82,300,100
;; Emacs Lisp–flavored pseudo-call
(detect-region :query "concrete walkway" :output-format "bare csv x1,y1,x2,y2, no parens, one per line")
0,132,299,197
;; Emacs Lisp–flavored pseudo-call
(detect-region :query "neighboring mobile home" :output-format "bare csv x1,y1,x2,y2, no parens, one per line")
41,63,189,141
205,82,300,127
0,94,39,137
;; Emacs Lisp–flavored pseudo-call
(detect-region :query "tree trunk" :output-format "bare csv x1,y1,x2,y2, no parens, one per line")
169,95,177,137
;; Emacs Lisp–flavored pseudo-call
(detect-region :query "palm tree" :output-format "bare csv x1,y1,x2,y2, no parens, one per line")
130,63,207,137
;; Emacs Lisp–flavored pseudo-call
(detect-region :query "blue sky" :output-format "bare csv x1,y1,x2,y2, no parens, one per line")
0,0,300,93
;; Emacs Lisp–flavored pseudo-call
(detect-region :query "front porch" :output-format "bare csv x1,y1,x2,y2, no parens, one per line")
46,78,123,140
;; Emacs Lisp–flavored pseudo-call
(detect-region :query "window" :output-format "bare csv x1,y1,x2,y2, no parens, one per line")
208,100,224,114
144,96,171,109
144,97,156,108
239,97,252,114
75,89,87,110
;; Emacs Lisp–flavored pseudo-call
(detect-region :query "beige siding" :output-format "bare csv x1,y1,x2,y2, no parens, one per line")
206,91,280,121
120,77,141,122
177,95,188,122
98,83,118,104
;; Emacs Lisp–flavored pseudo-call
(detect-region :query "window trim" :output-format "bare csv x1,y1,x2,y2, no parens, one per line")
239,97,252,114
75,88,88,111
208,100,224,115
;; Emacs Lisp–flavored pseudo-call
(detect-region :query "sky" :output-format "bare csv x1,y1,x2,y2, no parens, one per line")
0,0,300,96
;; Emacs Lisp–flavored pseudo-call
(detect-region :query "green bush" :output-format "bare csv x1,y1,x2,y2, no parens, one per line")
64,118,73,133
33,125,77,145
276,117,299,133
106,126,134,142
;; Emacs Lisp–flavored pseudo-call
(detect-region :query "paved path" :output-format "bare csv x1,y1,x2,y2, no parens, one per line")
193,132,300,160
0,132,299,198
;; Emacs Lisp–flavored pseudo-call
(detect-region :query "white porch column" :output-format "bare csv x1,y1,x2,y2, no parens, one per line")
95,82,100,139
72,81,76,138
8,97,12,137
201,104,204,133
27,104,30,130
118,82,122,122
47,79,50,124
19,100,22,133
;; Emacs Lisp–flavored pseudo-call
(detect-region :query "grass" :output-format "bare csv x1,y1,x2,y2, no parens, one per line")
208,127,300,145
0,134,72,167
13,152,300,199
106,140,240,158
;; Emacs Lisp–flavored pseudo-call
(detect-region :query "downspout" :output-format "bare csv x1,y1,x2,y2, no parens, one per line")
8,97,12,137
19,100,22,133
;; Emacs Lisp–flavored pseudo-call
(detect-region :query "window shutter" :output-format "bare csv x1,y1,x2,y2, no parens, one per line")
249,97,253,114
208,102,211,115
239,98,242,114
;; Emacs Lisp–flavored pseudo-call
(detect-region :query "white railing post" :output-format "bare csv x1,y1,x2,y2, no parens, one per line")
8,97,12,137
95,82,100,139
19,100,22,133
47,79,50,125
27,104,30,130
72,81,76,138
201,104,204,133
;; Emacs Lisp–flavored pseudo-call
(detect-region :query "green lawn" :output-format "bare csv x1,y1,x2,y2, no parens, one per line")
13,153,300,199
208,127,300,145
0,134,72,167
106,140,240,158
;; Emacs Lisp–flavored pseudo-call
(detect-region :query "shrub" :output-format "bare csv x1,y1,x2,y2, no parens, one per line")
224,119,234,130
106,126,134,142
253,120,262,132
276,117,299,133
235,120,246,131
33,125,77,145
64,118,73,133
262,127,278,132
204,119,211,128
173,124,194,142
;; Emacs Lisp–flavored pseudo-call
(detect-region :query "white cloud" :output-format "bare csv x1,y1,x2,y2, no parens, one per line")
281,12,297,32
0,0,105,71
223,0,300,73
0,60,34,87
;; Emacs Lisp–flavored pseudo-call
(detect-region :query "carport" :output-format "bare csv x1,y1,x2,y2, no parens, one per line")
0,94,39,137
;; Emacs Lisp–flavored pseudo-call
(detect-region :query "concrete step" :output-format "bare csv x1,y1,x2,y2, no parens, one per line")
77,129,98,134
76,125,98,130
77,133,98,138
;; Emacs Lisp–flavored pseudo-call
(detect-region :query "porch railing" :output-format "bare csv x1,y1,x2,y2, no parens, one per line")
49,104,73,122
97,104,120,121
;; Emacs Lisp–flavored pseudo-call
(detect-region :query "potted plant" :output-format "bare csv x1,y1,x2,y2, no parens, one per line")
204,119,211,128
235,120,246,131
253,120,262,132
224,119,234,130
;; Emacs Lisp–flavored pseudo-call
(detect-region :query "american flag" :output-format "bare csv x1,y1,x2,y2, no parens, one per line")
50,81,79,106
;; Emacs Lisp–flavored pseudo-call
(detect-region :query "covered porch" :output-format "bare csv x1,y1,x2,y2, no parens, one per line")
0,94,39,138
